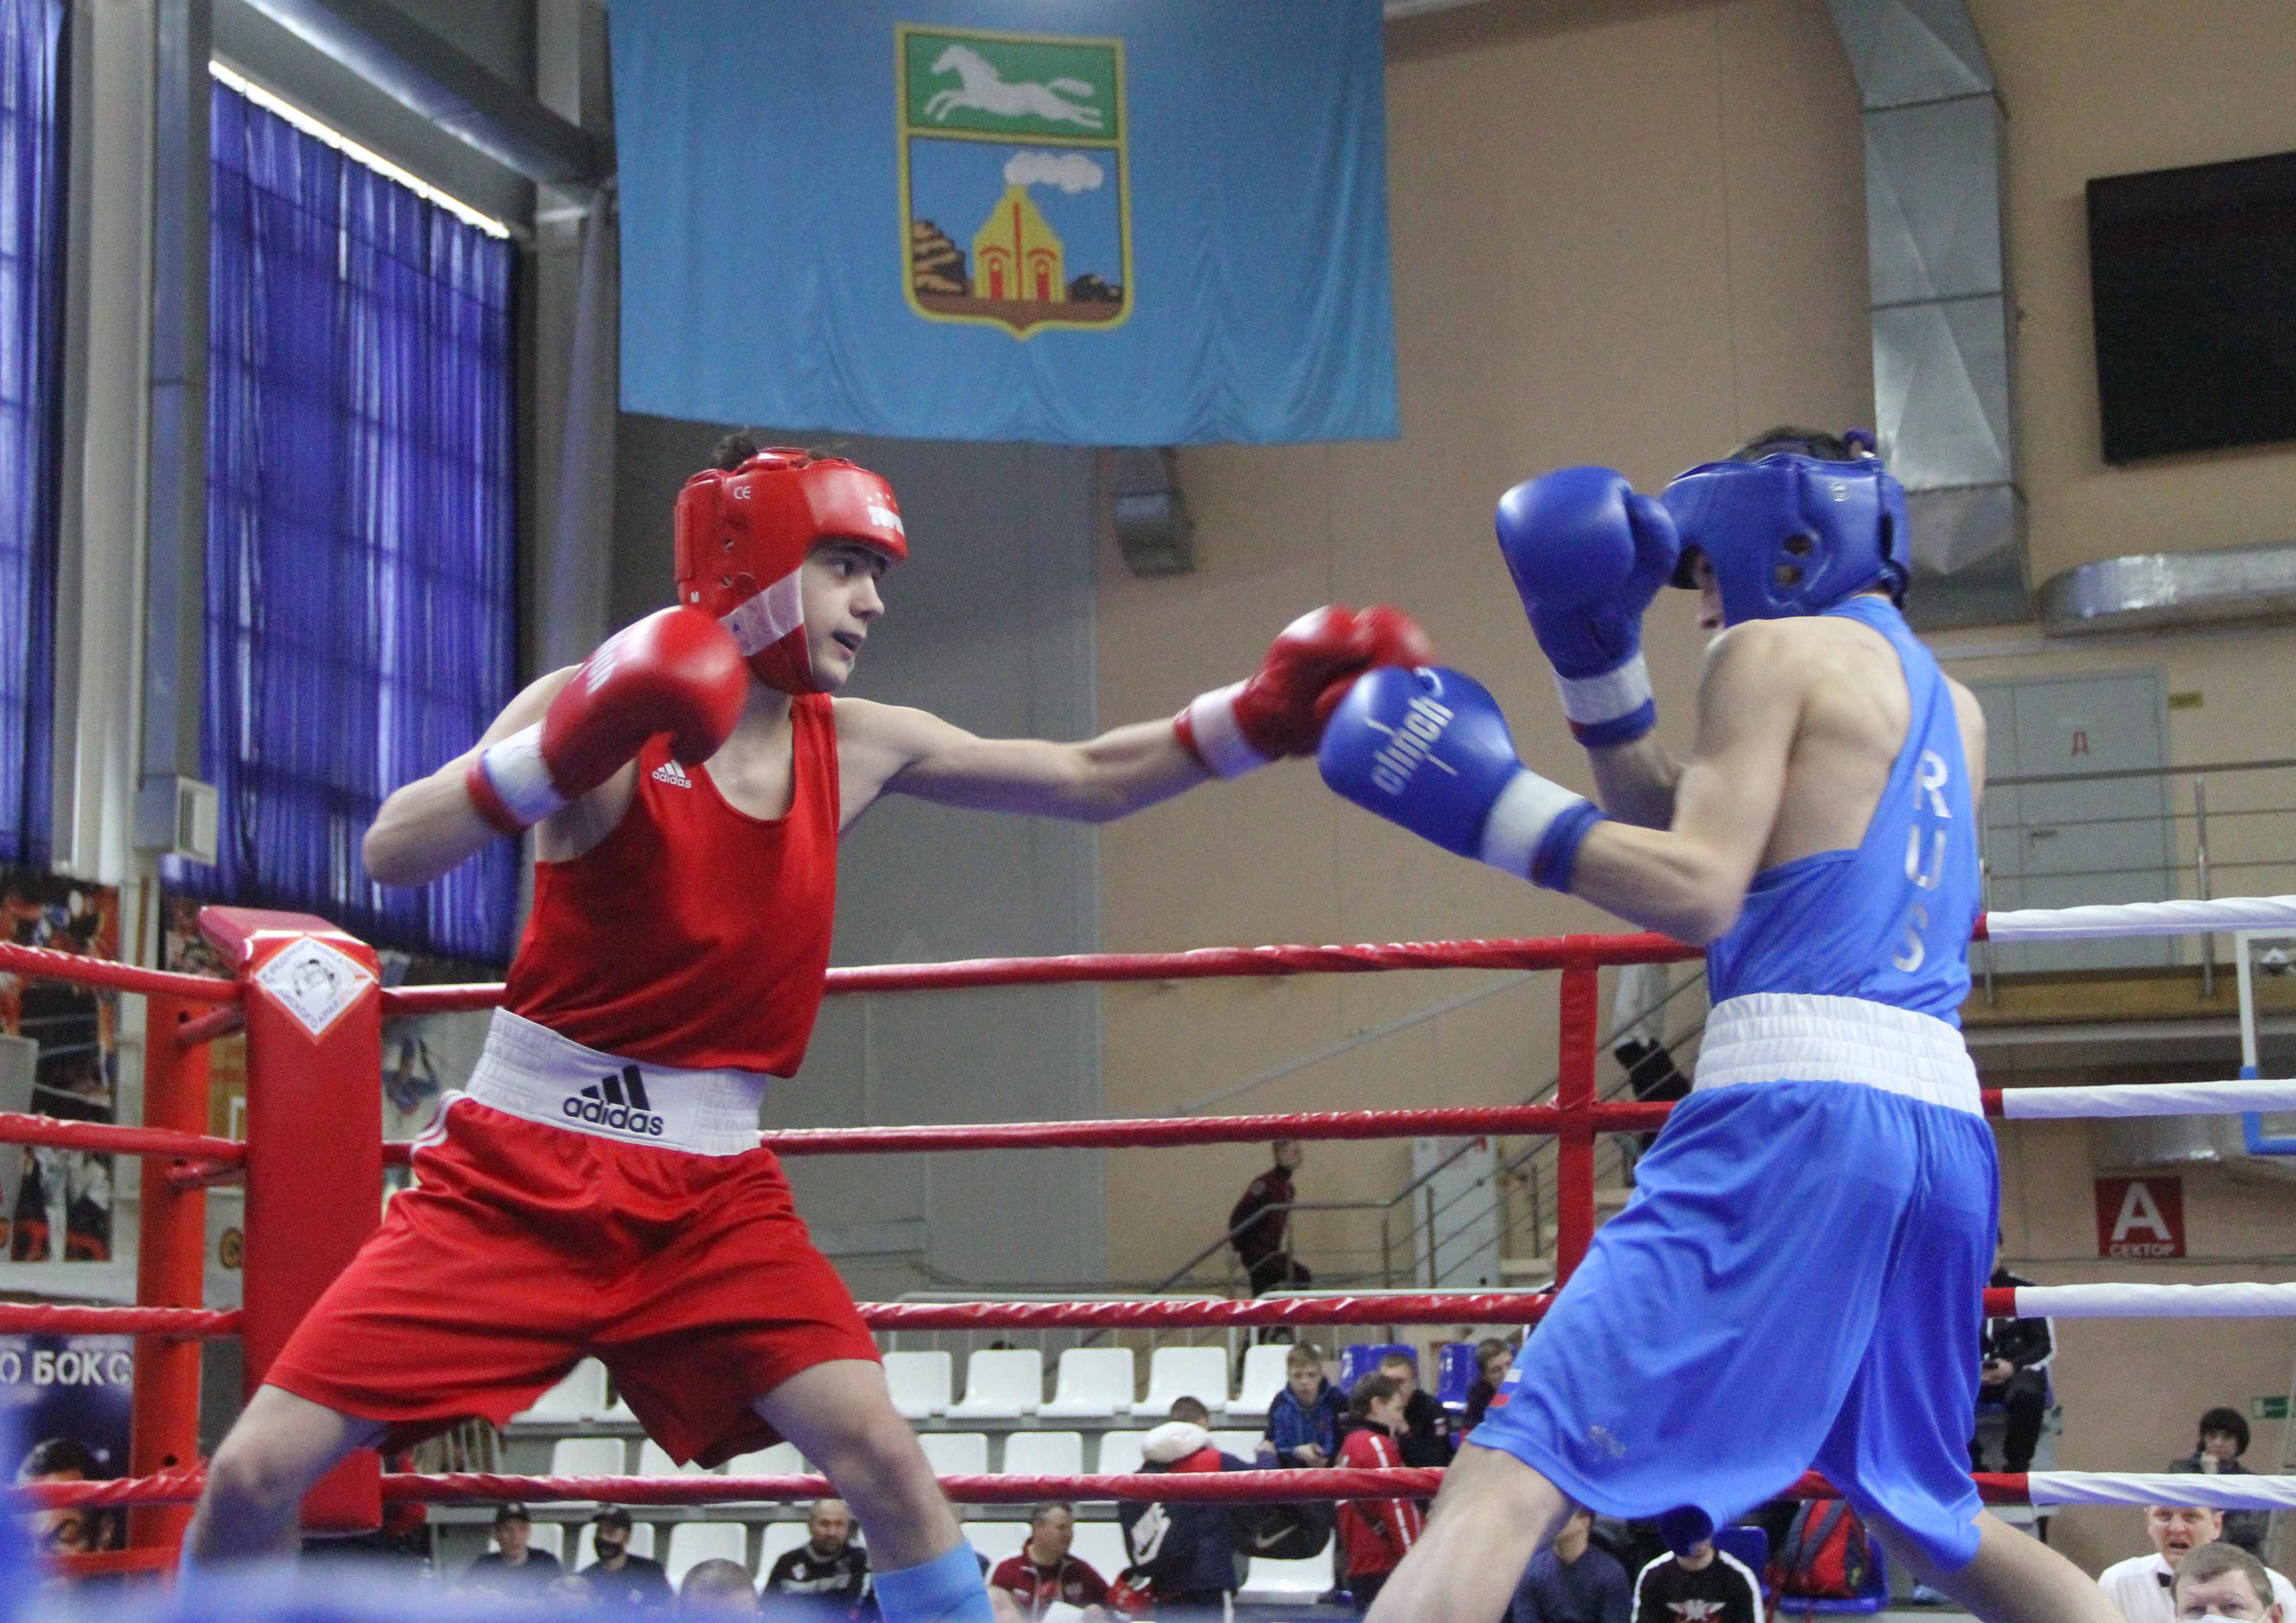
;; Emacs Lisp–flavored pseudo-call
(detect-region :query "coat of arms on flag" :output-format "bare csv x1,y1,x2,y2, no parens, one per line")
898,24,1131,338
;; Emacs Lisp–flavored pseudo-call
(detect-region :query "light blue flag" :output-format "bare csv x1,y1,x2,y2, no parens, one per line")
609,0,1397,445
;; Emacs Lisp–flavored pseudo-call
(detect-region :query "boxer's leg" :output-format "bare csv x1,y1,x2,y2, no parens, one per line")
1363,1440,1573,1623
1871,1510,2123,1623
751,1360,991,1622
184,1385,385,1564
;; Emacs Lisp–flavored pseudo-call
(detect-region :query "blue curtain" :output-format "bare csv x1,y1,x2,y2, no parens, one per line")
195,81,518,962
0,0,65,869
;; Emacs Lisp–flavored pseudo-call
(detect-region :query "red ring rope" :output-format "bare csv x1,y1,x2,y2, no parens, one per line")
11,1467,2048,1513
0,1304,239,1337
0,941,239,1002
0,1111,247,1166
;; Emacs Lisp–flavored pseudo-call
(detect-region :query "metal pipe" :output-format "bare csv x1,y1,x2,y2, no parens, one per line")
2198,780,2215,1000
129,995,211,1556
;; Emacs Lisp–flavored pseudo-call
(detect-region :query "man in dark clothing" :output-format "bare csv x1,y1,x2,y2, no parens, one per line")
763,1499,874,1618
1972,1244,2053,1474
1230,1140,1312,1296
462,1503,563,1593
1510,1508,1630,1623
581,1507,674,1609
1120,1400,1257,1615
1630,1539,1762,1623
2171,1407,2268,1558
1375,1352,1455,1467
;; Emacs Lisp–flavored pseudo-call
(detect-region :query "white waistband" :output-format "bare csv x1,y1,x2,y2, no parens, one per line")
450,1009,770,1156
1692,993,1981,1116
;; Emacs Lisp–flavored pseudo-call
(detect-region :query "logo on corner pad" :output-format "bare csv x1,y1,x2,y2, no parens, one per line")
252,938,376,1040
899,25,1132,339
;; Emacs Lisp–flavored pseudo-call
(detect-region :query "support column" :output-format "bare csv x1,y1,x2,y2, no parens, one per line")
128,993,211,1554
1553,957,1600,1283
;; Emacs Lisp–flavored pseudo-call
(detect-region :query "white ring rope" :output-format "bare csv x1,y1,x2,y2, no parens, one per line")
2023,1473,2296,1510
2009,1282,2296,1318
1985,895,2296,943
1998,1078,2296,1119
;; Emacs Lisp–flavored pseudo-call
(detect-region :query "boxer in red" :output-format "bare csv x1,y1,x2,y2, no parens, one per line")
181,439,1428,1622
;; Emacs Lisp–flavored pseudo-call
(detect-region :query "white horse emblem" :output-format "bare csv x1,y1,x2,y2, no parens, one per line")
925,44,1104,130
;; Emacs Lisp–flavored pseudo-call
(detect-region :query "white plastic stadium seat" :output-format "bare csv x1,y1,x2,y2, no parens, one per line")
1094,1432,1145,1477
1068,1522,1130,1583
916,1432,990,1477
576,1519,656,1567
1242,1553,1337,1602
548,1436,628,1483
999,1431,1084,1476
758,1522,810,1578
1139,1346,1231,1415
1210,1431,1260,1460
639,1438,713,1477
946,1348,1043,1419
962,1521,1030,1567
1040,1347,1136,1418
882,1350,954,1419
721,1442,805,1478
665,1522,750,1590
1229,1344,1291,1418
516,1358,610,1423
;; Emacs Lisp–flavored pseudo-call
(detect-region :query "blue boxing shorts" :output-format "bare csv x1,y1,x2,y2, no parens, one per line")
1472,993,1998,1574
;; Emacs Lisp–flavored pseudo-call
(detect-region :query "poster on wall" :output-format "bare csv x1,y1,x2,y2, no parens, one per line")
2095,1175,2186,1258
0,1333,133,1557
0,874,124,1270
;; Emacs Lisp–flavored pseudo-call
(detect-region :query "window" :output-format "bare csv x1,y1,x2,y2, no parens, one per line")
192,72,517,961
0,0,66,869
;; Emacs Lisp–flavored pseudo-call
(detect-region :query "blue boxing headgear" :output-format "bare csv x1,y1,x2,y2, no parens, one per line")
1660,432,1910,625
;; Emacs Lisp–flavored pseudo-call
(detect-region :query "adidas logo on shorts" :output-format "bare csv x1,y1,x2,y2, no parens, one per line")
651,760,692,788
562,1065,667,1139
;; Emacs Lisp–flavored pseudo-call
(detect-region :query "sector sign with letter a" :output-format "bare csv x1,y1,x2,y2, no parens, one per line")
898,24,1131,339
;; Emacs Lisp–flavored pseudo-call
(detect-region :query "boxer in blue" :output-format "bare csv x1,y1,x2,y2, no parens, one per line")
1320,429,2120,1623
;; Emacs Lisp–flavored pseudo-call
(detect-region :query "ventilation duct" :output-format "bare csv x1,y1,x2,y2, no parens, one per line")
2039,540,2296,636
1824,0,2027,629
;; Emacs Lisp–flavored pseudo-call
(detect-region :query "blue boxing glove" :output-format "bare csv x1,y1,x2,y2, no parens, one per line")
1493,467,1679,749
1318,665,1606,891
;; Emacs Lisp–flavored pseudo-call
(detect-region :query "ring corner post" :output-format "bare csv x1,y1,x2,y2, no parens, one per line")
129,991,212,1556
1554,954,1600,1282
199,907,386,1534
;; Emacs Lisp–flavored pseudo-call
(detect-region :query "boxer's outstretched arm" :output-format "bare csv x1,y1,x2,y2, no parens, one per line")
838,699,1209,825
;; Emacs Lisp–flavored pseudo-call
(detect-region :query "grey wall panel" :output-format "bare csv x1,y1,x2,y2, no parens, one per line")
611,418,1106,1294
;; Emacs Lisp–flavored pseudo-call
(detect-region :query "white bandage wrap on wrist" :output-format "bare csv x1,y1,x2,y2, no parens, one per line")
478,724,566,828
1477,770,1592,879
1553,652,1653,733
1183,681,1274,778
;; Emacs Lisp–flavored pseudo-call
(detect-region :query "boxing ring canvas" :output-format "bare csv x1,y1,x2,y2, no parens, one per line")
608,0,1397,445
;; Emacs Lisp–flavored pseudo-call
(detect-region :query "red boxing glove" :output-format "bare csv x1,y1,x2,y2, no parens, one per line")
1175,605,1435,777
1315,603,1436,728
466,607,748,836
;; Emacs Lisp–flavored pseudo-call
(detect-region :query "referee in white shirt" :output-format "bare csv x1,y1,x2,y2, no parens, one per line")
2098,1506,2296,1623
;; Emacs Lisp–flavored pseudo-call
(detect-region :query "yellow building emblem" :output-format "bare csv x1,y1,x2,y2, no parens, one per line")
972,186,1065,306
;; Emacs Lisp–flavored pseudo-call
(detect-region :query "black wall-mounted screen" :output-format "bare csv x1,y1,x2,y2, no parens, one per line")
2087,150,2296,465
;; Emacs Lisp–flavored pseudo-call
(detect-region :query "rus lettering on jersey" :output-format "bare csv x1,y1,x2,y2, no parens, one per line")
1892,751,1954,972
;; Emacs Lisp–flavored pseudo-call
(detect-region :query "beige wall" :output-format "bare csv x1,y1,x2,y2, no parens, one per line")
1094,0,2296,1575
1097,0,1872,1285
1972,0,2296,582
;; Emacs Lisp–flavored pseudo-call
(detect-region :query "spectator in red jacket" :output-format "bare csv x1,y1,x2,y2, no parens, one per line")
990,1504,1109,1621
1336,1374,1423,1612
1231,1139,1311,1296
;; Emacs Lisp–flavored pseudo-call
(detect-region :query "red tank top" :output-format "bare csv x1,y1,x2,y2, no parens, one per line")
502,697,839,1076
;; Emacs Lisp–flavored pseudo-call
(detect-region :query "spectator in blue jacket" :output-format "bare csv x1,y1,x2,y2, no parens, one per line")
1119,1400,1259,1614
1258,1343,1344,1466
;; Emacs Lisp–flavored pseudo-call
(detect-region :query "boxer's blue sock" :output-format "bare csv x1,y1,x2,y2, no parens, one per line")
873,1541,996,1623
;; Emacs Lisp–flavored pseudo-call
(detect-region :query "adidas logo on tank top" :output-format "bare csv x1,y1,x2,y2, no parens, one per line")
562,1064,667,1139
651,760,692,788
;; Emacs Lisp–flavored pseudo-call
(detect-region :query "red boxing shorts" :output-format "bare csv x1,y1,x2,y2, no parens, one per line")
265,1094,879,1466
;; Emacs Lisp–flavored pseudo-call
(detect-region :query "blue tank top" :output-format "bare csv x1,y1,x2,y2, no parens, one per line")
1702,597,1981,1025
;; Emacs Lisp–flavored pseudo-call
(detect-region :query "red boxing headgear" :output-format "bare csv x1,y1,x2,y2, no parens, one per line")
673,448,909,694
